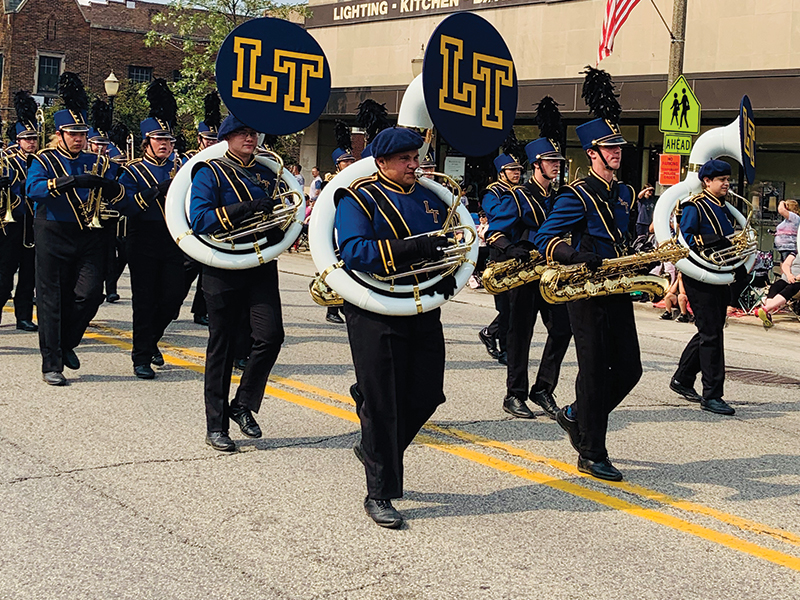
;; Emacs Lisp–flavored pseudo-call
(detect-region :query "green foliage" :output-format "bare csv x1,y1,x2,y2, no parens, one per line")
145,0,310,157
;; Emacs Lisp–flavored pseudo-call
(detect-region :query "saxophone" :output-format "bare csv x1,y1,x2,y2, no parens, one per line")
538,241,689,304
481,250,548,294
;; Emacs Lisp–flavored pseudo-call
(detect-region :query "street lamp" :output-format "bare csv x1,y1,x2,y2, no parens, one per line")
411,44,424,79
104,71,120,113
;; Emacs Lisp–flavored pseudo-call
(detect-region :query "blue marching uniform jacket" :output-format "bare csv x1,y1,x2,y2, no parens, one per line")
533,169,635,261
335,171,449,279
118,155,174,221
5,149,33,221
26,147,127,226
189,151,276,235
678,190,735,251
481,180,546,247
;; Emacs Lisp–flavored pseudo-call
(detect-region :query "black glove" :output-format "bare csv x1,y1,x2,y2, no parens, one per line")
388,235,447,265
221,201,257,227
0,176,10,190
265,227,285,247
551,241,603,270
705,234,733,250
72,174,107,189
99,179,122,200
251,197,277,215
505,244,531,261
431,274,457,299
137,186,161,209
156,179,171,195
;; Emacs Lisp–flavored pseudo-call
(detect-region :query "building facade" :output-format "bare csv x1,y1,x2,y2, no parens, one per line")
300,0,800,247
0,0,188,121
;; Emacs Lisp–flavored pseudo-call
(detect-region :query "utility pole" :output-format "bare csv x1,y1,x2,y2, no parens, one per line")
667,0,687,86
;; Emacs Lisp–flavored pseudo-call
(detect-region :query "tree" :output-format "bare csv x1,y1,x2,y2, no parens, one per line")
146,0,309,157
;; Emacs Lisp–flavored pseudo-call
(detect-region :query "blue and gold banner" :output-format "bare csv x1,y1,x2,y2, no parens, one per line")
216,17,331,136
422,12,517,157
739,95,755,184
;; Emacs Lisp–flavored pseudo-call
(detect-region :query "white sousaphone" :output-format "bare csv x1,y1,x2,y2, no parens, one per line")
653,96,758,285
307,74,479,316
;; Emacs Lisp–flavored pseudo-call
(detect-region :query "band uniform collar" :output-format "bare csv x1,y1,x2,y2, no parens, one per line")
376,169,415,194
528,176,550,196
702,189,726,206
144,152,168,167
56,144,81,160
224,150,256,168
588,168,614,191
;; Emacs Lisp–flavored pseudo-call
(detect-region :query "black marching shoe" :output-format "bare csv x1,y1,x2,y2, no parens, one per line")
233,357,249,371
364,497,403,529
502,395,536,419
577,456,623,481
16,320,38,332
353,441,365,465
63,349,80,370
106,293,120,303
193,314,209,326
230,407,262,438
134,364,155,379
530,389,559,419
151,349,165,366
326,312,344,324
478,327,500,360
349,383,364,410
556,406,580,452
205,431,236,452
669,378,703,403
43,371,67,386
701,397,735,416
497,351,508,366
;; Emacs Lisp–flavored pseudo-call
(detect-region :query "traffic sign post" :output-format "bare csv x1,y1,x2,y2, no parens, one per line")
663,133,692,155
659,154,681,186
659,75,701,135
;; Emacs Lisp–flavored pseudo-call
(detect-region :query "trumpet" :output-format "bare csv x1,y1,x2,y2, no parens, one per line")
35,107,45,150
83,146,104,229
209,149,303,247
1,151,15,225
695,190,758,268
126,133,135,162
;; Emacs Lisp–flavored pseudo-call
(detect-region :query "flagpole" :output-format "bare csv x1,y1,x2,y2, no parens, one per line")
667,0,687,86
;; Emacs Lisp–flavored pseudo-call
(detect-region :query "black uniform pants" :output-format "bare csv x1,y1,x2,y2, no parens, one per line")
203,261,284,433
486,291,509,352
183,258,208,317
34,219,105,373
0,220,35,322
567,294,642,461
343,302,446,500
127,220,186,366
674,276,728,400
506,282,572,399
102,218,126,296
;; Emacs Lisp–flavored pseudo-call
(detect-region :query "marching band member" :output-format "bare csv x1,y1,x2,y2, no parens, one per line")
533,113,642,481
336,127,453,529
189,115,285,452
669,159,739,416
117,79,186,379
26,73,127,386
0,91,39,332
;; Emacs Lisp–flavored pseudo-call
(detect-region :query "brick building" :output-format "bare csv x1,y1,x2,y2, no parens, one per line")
0,0,198,122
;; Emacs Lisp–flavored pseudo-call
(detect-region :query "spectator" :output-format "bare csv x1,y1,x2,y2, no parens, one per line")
468,212,490,289
292,164,305,188
660,272,693,322
309,166,323,200
773,199,800,264
633,184,656,237
756,252,800,328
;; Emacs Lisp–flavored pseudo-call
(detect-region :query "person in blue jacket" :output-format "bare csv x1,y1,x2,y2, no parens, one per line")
335,127,453,529
189,115,284,453
669,159,739,416
26,72,128,386
532,118,642,482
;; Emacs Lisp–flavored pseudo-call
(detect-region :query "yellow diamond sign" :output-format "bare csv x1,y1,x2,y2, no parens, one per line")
659,75,701,135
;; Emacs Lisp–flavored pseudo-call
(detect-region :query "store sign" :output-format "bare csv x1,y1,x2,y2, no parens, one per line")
306,0,540,29
659,154,681,186
443,156,466,181
659,75,701,135
663,133,692,155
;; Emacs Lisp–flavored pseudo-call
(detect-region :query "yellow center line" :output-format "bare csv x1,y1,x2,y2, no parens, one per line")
84,322,800,571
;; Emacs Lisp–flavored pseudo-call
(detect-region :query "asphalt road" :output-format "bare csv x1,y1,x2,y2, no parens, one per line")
1,252,799,599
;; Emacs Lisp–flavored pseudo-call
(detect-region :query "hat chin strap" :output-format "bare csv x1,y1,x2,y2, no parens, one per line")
535,160,553,181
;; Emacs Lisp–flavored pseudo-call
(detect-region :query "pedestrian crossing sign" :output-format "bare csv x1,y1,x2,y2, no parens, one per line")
659,75,701,135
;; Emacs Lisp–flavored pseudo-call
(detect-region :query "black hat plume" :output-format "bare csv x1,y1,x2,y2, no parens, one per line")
203,91,222,130
261,134,279,149
58,72,89,114
14,90,38,128
501,128,526,165
580,66,622,123
334,119,351,152
5,121,16,143
91,99,113,134
535,96,565,142
146,78,177,128
355,99,392,143
109,122,130,149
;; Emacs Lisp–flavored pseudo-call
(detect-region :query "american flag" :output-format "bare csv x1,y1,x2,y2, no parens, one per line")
598,0,643,64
